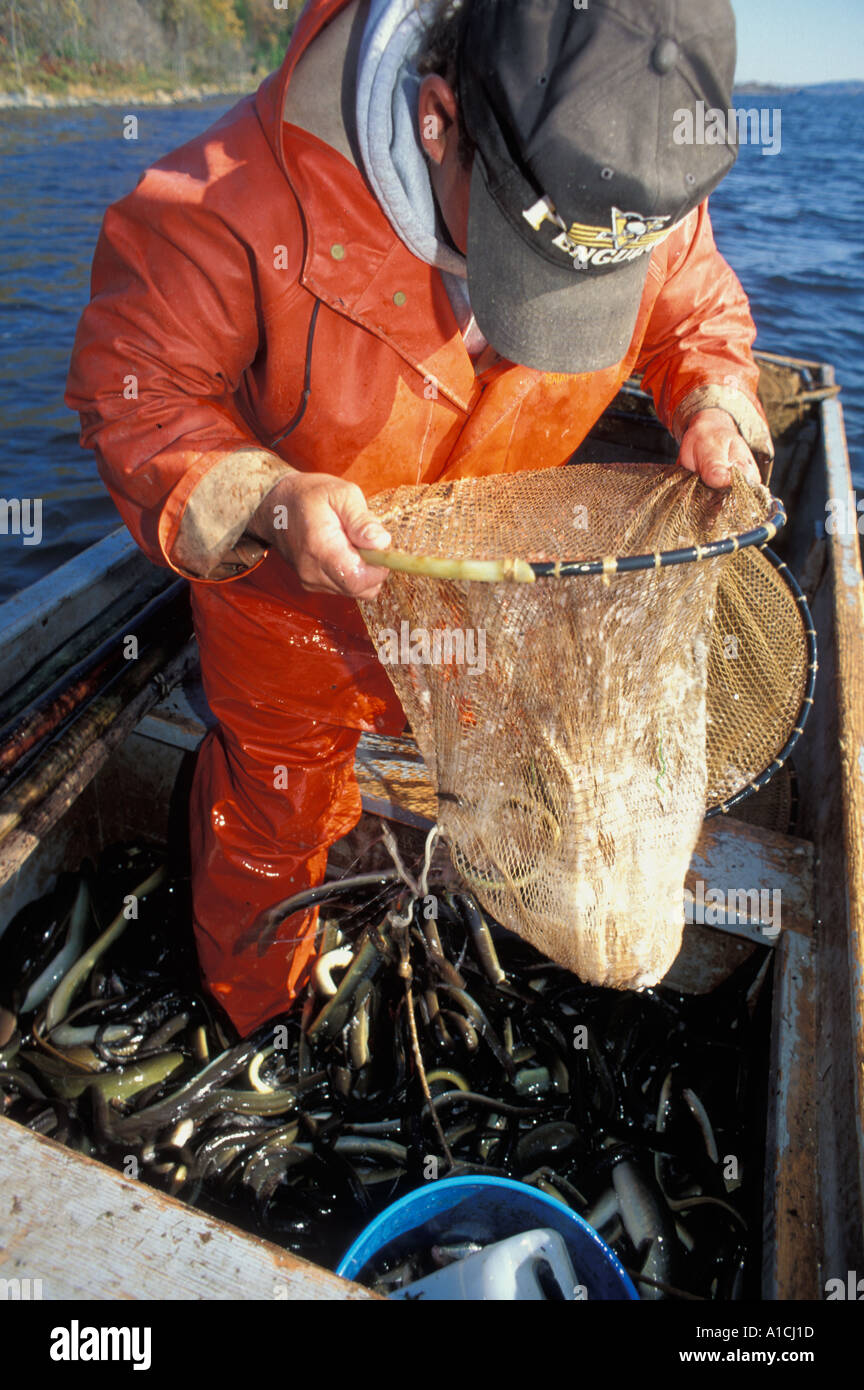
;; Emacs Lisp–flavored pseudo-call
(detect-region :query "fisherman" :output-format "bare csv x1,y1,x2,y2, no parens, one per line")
66,0,773,1036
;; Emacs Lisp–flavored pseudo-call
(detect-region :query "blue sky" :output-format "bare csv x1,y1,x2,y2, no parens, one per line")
732,0,864,84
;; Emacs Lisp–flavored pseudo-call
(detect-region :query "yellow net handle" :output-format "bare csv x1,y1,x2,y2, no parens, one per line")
358,547,536,584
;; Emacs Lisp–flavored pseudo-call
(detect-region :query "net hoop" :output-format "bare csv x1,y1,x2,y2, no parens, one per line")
359,499,787,583
705,546,817,817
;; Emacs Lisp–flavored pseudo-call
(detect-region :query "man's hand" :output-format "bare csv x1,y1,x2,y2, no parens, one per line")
678,408,761,490
249,470,392,599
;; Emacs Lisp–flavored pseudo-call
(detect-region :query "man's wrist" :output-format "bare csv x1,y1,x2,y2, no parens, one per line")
685,406,740,432
248,471,296,546
671,385,774,482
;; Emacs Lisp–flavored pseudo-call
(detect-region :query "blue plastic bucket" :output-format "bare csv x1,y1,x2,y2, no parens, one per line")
337,1175,639,1300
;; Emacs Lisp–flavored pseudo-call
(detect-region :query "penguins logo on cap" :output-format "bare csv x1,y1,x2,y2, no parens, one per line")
522,196,675,269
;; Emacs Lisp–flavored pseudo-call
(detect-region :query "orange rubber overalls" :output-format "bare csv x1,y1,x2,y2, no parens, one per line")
66,0,770,1035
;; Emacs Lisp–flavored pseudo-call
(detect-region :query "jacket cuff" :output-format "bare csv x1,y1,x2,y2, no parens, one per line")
161,448,294,582
671,384,775,483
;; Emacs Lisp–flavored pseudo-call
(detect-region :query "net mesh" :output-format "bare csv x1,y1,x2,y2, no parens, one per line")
359,464,807,990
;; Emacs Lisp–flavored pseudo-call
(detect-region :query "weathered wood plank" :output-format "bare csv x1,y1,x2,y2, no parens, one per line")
355,732,438,827
791,537,863,1289
762,923,821,1299
136,662,217,753
685,817,814,942
790,380,864,1284
0,645,199,904
0,1117,378,1301
821,384,864,1245
663,926,760,996
0,530,157,696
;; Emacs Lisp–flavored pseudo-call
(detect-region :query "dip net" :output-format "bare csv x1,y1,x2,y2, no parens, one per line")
358,465,808,990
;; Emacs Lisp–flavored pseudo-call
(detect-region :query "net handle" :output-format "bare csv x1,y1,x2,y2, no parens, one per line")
358,499,786,583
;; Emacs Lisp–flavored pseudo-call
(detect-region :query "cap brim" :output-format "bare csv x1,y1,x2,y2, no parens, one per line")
466,161,652,375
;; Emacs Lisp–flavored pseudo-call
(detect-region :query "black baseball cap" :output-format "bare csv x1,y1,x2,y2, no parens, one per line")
458,0,738,373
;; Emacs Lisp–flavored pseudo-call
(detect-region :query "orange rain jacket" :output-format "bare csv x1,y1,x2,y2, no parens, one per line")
66,0,772,1035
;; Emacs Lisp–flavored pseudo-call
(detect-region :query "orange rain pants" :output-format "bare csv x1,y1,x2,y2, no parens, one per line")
187,557,404,1034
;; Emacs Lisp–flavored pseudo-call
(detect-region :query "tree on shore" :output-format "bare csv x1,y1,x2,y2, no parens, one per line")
0,0,304,88
235,0,304,75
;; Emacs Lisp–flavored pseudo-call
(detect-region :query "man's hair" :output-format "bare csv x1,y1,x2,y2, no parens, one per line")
415,0,475,167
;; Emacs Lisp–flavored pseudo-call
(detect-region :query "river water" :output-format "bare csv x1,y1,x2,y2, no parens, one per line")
0,89,861,603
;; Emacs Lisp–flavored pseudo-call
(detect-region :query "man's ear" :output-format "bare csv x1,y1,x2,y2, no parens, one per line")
418,73,459,164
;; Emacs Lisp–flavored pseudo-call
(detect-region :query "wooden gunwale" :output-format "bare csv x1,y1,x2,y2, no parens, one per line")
818,365,864,1210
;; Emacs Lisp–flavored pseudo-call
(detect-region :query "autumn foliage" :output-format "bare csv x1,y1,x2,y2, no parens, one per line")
0,0,305,89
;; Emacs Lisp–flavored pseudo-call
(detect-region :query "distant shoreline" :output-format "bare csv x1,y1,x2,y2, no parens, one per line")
735,81,864,96
0,80,255,111
0,75,861,112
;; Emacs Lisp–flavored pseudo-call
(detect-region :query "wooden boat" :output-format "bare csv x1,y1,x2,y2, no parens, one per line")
0,349,861,1301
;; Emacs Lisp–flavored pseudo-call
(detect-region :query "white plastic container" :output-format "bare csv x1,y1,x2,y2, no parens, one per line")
388,1227,585,1301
